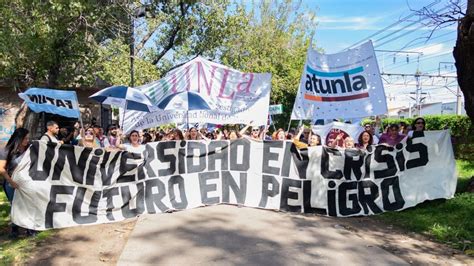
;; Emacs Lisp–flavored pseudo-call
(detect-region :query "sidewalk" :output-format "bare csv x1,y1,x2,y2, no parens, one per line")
118,205,408,265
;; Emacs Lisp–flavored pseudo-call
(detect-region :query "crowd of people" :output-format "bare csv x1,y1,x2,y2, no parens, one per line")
0,117,427,238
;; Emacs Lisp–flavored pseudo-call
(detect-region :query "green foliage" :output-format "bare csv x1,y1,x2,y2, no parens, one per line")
96,39,161,86
370,115,472,137
219,0,316,128
377,160,474,254
0,1,130,87
0,189,55,264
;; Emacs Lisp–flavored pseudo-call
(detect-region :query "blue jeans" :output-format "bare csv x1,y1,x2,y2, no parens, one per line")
2,180,19,234
3,179,15,203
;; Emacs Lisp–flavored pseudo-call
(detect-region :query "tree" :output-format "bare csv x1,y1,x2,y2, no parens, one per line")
416,0,474,123
218,0,316,128
1,0,318,130
0,1,130,88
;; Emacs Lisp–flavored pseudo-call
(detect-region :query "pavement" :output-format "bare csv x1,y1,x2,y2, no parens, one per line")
118,205,409,266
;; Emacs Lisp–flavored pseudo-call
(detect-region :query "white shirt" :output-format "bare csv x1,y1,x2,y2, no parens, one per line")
124,143,145,154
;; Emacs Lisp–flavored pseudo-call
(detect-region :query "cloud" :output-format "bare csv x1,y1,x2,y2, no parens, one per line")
407,43,447,56
317,16,383,30
316,15,457,31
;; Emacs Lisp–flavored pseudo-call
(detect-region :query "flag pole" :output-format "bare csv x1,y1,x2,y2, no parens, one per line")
121,100,128,131
73,92,84,129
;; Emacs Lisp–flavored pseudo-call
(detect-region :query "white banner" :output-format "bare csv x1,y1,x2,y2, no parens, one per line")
312,122,365,145
11,131,456,229
291,41,387,120
123,57,271,133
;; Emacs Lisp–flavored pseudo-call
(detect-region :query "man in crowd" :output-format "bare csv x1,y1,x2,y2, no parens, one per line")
93,125,110,148
40,121,63,144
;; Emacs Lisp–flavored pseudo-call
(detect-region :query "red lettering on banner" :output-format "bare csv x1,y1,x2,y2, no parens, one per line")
237,73,254,93
197,61,218,96
218,69,234,99
171,74,178,93
184,65,192,91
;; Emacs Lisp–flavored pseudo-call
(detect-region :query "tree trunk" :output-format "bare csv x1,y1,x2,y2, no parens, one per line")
15,103,41,138
453,0,474,124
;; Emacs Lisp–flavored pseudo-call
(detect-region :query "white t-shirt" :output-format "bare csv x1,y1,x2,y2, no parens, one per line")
124,143,145,154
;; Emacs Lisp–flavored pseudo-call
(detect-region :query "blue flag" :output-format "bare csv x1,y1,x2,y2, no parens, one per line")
19,88,80,118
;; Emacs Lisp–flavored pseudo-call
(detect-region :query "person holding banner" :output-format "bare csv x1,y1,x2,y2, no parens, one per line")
408,117,426,138
0,128,36,237
78,127,99,148
272,128,286,141
186,127,201,140
118,130,144,154
40,121,63,144
356,131,374,150
228,130,240,140
107,125,120,148
293,126,321,149
378,124,406,146
239,123,266,141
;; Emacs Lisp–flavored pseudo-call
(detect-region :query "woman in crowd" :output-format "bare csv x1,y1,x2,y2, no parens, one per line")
273,128,286,141
118,130,144,154
0,128,35,237
186,127,200,140
378,124,406,146
173,129,185,140
356,130,373,150
408,117,426,138
79,127,98,148
293,126,321,149
228,130,239,140
222,128,229,140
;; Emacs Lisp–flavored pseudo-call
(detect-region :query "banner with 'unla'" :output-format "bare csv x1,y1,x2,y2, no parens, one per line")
291,41,388,120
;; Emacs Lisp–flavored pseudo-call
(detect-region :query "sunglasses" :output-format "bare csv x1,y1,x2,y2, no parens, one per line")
85,131,93,136
252,129,260,132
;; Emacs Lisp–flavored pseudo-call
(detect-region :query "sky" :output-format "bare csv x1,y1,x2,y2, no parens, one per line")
304,0,463,109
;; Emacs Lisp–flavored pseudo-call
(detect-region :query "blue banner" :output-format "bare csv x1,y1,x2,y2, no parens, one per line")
18,88,80,118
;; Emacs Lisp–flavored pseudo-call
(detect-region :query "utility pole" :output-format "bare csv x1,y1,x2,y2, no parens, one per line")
381,72,457,117
457,85,462,115
129,14,135,88
129,5,149,88
409,73,427,117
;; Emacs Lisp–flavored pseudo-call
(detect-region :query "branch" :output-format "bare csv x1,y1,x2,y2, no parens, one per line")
151,1,190,65
160,55,199,78
135,25,159,53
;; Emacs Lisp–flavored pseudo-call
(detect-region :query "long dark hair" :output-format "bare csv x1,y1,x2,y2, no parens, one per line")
412,117,426,131
358,130,373,145
5,128,29,167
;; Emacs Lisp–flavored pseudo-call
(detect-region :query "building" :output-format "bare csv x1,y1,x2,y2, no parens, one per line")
396,101,465,118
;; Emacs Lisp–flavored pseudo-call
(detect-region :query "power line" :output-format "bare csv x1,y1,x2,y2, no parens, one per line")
383,51,453,72
372,2,465,49
344,0,441,50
